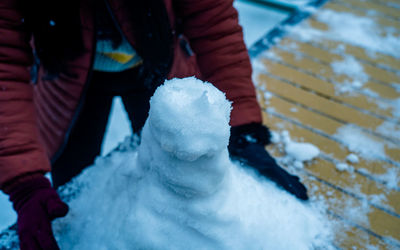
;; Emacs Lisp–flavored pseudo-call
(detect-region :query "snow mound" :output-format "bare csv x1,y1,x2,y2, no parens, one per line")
53,77,333,249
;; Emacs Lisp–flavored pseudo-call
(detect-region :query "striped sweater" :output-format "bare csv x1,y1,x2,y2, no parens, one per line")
93,0,142,72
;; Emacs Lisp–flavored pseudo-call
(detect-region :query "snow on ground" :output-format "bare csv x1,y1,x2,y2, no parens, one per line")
332,124,399,188
377,168,400,190
333,124,387,161
331,55,369,94
259,128,380,240
48,78,333,249
376,98,400,120
390,99,400,119
279,7,400,121
281,7,400,119
247,3,400,247
287,9,400,58
376,121,400,141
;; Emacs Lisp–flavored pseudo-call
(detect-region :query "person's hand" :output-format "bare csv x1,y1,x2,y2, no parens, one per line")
228,123,309,201
9,176,69,250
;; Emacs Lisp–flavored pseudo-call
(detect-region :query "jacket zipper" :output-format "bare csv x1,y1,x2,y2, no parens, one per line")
103,0,134,48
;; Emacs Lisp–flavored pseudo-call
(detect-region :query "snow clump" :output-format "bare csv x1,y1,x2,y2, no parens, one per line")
53,77,333,249
336,163,352,172
281,131,320,162
346,153,359,164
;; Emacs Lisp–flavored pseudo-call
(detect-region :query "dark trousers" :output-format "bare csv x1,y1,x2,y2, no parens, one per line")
51,67,152,188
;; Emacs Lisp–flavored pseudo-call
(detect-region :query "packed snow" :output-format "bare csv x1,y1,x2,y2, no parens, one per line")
49,78,333,249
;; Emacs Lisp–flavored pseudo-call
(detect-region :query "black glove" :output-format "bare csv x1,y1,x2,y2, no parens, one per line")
228,123,309,201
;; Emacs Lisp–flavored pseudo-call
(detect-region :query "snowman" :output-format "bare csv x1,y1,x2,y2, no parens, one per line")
54,77,333,249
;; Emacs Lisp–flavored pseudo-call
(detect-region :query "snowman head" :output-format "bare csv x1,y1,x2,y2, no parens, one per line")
148,77,232,162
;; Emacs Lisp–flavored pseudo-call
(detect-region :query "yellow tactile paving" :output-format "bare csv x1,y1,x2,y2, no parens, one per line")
307,15,400,38
372,0,400,6
263,46,400,101
337,226,390,249
258,88,400,162
254,0,400,247
279,38,343,63
261,59,396,118
261,111,397,180
364,81,400,100
363,64,400,85
292,38,400,72
336,0,400,19
307,17,331,31
267,145,400,243
265,144,398,247
267,48,399,86
259,74,388,134
319,2,400,32
278,38,400,85
261,112,395,177
261,111,400,215
313,176,400,241
306,179,397,249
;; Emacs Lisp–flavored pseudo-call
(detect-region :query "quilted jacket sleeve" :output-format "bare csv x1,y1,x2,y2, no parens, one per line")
0,0,50,191
174,0,262,126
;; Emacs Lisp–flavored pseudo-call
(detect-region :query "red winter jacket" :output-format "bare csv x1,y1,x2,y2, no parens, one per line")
0,0,262,190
